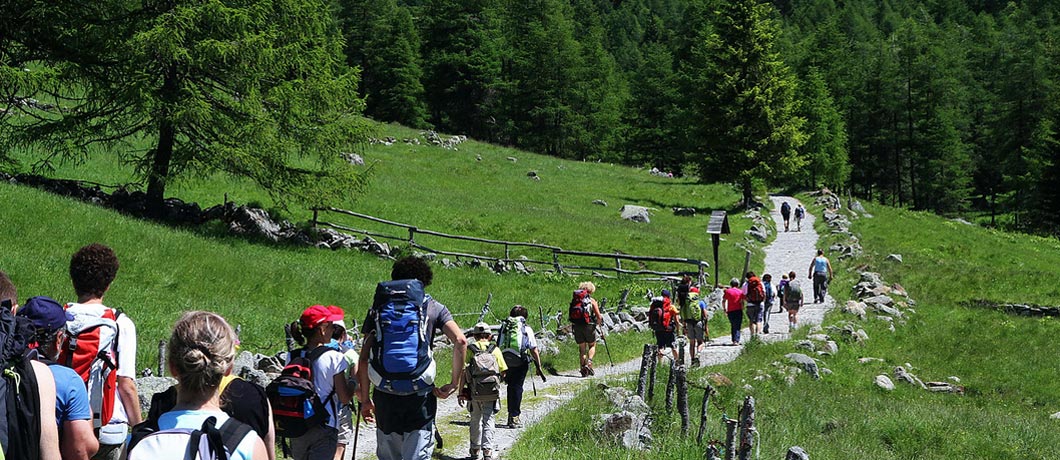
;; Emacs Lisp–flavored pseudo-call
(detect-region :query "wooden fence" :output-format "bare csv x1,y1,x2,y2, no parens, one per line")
311,206,709,283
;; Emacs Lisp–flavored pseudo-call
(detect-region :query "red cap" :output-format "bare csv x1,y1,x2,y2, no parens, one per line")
300,305,344,330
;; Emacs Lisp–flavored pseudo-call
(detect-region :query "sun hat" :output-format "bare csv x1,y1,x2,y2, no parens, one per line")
300,304,344,330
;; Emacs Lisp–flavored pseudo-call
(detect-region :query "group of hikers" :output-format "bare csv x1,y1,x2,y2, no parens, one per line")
780,201,806,232
0,202,833,460
0,246,550,460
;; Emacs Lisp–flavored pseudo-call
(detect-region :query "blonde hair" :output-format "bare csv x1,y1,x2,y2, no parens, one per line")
168,311,237,398
578,281,596,294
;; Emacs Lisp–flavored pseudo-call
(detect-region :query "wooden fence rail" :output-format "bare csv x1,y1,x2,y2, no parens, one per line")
312,206,709,283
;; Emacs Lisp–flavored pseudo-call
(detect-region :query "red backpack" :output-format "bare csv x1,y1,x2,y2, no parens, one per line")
59,303,122,428
647,297,674,332
747,277,766,303
568,290,592,325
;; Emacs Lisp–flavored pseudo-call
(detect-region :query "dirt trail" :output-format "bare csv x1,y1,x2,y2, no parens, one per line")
349,196,835,460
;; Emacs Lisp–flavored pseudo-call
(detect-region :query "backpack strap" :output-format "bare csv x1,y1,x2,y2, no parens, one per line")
303,345,339,420
217,417,254,456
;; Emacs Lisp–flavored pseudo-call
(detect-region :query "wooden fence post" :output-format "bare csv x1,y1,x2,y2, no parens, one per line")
737,396,756,460
647,346,659,402
697,385,715,444
504,243,510,261
408,227,416,244
678,366,689,436
636,344,653,398
158,340,166,377
666,361,677,412
724,419,738,460
312,209,318,229
552,250,562,273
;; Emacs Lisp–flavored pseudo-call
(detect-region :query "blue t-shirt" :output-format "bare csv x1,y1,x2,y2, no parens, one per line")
814,256,829,274
49,363,92,425
157,410,259,460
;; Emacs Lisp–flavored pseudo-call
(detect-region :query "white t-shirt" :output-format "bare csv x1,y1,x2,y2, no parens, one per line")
157,410,259,460
523,324,538,350
287,348,349,429
66,302,137,425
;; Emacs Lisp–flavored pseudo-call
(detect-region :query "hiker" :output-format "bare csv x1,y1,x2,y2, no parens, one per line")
17,295,99,460
808,249,833,304
678,277,706,363
777,274,789,314
722,278,745,345
357,256,468,460
762,274,775,334
459,322,507,460
569,281,602,377
0,272,65,460
649,291,681,363
126,311,267,459
780,201,792,232
499,306,543,429
794,204,805,231
64,243,141,460
742,272,765,338
325,313,358,460
279,305,356,460
785,271,805,329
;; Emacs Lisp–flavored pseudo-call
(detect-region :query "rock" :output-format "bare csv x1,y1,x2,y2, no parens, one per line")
257,354,283,374
862,295,895,308
785,353,821,379
228,207,286,242
807,334,830,342
592,199,608,206
527,171,539,180
600,412,634,437
620,205,652,223
672,207,696,217
893,366,926,389
603,386,633,408
875,375,896,391
343,153,364,165
601,311,616,329
707,372,733,387
926,382,963,394
886,254,903,263
786,446,810,460
507,156,518,162
854,329,869,342
858,357,884,364
850,200,867,213
948,376,961,383
618,312,635,324
822,341,839,355
233,351,256,376
136,376,178,414
795,340,816,351
842,301,867,320
746,227,768,242
1051,412,1060,420
240,367,271,389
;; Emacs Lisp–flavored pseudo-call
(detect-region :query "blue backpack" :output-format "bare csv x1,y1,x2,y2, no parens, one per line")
368,279,437,395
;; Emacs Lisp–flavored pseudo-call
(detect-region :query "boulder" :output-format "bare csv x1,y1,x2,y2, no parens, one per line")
785,353,821,379
842,301,867,320
786,446,810,460
620,205,652,223
875,375,896,391
228,207,286,242
822,341,839,355
233,351,256,376
136,376,178,415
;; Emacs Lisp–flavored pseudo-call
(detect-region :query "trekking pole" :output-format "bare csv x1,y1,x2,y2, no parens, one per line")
477,293,493,324
531,373,537,396
351,402,361,457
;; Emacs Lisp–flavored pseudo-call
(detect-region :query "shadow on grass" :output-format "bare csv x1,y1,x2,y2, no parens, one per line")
620,197,746,215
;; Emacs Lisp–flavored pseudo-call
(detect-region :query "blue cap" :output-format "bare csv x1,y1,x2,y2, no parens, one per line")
16,296,71,333
662,289,671,298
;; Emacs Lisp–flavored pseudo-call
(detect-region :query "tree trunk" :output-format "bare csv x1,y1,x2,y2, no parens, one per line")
146,66,179,215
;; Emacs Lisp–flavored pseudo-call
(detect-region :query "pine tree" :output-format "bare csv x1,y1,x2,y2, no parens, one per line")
796,68,849,190
682,0,806,204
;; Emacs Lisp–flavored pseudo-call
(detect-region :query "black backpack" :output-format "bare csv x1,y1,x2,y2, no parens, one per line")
781,202,791,215
266,346,335,438
0,308,41,459
647,297,672,332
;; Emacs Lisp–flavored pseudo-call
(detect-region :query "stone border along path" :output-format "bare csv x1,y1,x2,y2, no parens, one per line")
348,195,834,460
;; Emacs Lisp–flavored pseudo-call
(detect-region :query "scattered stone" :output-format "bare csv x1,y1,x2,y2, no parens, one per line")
893,366,926,389
707,373,733,387
822,341,839,355
786,353,821,380
136,376,178,414
850,200,867,213
592,200,608,206
842,301,867,320
672,207,696,217
620,205,652,223
795,340,816,352
1051,412,1060,420
786,446,810,460
886,254,903,263
527,171,539,180
875,375,896,391
858,357,884,364
926,382,963,394
507,156,518,162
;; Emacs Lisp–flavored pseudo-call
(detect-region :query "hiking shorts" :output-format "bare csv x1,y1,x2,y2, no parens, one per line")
654,330,676,348
785,300,801,312
573,323,598,344
684,319,705,341
745,302,764,323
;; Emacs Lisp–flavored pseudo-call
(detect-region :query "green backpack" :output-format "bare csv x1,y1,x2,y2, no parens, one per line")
497,316,529,368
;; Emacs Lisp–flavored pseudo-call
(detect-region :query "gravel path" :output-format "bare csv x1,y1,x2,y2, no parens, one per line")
349,195,835,460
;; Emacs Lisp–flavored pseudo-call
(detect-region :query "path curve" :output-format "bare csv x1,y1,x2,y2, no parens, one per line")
350,195,835,459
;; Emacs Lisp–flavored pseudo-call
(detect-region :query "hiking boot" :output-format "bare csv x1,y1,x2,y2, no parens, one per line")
482,450,493,460
579,365,588,377
509,416,523,428
469,448,480,460
586,360,595,376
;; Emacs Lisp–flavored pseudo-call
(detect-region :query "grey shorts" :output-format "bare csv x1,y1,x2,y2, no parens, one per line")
572,323,598,344
336,404,353,445
683,319,706,340
746,303,764,323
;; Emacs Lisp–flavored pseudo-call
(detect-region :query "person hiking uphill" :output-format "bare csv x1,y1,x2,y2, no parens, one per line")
794,204,805,231
785,271,805,329
569,282,602,377
722,279,745,345
459,323,507,460
357,256,467,460
498,306,543,429
677,276,706,364
648,290,681,364
808,249,833,304
761,274,775,334
742,272,765,338
780,201,792,232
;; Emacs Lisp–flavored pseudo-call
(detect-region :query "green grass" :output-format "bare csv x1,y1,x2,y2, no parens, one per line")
508,195,1060,459
1,123,760,378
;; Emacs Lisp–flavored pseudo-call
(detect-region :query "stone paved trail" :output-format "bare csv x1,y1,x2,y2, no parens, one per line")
350,195,835,460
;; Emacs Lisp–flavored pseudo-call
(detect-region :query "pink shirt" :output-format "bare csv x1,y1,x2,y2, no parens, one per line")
723,288,745,313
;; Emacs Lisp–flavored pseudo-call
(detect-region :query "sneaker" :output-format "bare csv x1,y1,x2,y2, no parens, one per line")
579,366,588,377
483,450,493,460
469,448,480,460
510,416,523,428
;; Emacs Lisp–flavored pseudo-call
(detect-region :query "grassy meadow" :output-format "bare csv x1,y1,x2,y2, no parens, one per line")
1,123,756,378
508,196,1060,459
